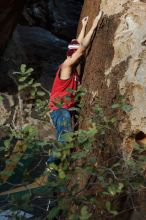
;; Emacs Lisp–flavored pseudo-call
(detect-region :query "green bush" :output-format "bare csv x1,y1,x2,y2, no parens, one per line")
0,65,146,219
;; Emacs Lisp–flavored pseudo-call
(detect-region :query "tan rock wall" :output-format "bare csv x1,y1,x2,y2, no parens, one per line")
78,0,146,141
78,0,146,219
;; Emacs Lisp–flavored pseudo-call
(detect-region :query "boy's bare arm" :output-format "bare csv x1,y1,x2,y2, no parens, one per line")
60,11,104,80
77,16,88,44
82,11,103,48
63,11,103,66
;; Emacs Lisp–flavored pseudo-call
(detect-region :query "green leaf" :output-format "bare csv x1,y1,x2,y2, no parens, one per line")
98,176,104,183
139,155,146,161
28,79,34,85
80,206,91,220
118,95,124,101
112,162,121,168
54,99,64,108
20,64,26,74
70,214,79,220
37,91,46,96
18,76,27,82
106,201,118,216
118,183,124,192
32,82,41,87
74,92,85,101
62,132,74,142
52,151,61,158
108,185,117,196
47,207,60,219
64,96,71,100
121,104,133,112
5,160,12,165
4,140,11,150
110,117,117,123
108,183,124,196
89,156,97,164
25,67,34,74
111,103,120,109
84,166,94,174
77,134,88,143
105,201,118,216
72,151,87,160
18,84,28,91
110,210,118,216
66,88,76,94
106,201,111,211
31,90,36,96
59,169,66,179
3,171,14,177
69,107,80,112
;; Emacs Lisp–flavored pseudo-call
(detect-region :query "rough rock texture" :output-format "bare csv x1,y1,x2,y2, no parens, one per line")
0,25,67,92
22,0,84,41
0,0,25,53
0,0,83,52
0,0,83,92
79,0,146,146
78,0,146,219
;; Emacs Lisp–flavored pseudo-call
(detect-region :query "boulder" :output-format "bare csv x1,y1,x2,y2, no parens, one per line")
78,0,146,219
22,0,84,40
0,0,25,53
0,25,68,92
79,0,146,149
0,0,84,92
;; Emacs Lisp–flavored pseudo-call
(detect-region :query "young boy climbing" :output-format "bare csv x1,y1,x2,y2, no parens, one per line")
48,11,103,143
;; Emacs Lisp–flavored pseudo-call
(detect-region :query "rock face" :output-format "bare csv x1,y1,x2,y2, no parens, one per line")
79,0,146,145
0,0,83,92
78,0,146,219
0,0,25,53
1,25,67,92
22,0,84,41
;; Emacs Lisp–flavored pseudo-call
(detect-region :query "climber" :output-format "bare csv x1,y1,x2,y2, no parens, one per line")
48,10,103,143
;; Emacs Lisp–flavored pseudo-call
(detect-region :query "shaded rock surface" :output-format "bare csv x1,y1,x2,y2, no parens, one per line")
78,0,146,219
0,0,83,92
1,25,67,92
0,0,25,53
22,0,84,41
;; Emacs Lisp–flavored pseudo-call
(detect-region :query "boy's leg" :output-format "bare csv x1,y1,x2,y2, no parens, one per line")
50,108,72,143
47,109,72,165
56,109,72,143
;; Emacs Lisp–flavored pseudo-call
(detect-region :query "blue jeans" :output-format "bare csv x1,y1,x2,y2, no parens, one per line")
47,109,72,165
50,108,72,143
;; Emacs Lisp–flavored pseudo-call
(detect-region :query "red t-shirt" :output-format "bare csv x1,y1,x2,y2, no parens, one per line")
48,65,80,111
